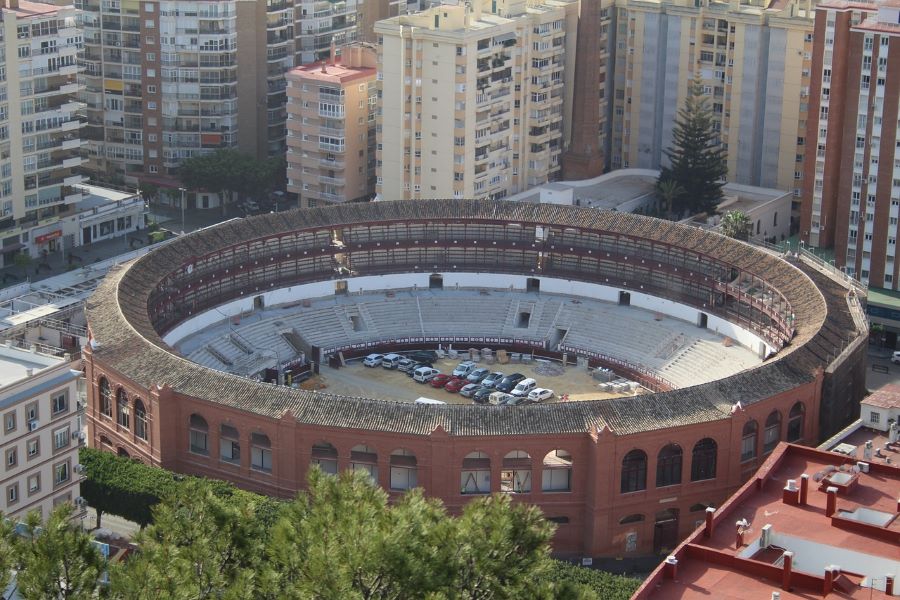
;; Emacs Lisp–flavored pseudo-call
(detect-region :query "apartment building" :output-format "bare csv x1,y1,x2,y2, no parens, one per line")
286,43,376,207
800,0,900,290
0,0,88,267
0,345,83,521
375,0,579,201
78,0,294,192
610,0,814,199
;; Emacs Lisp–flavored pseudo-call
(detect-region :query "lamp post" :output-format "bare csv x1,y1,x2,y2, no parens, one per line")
178,187,186,234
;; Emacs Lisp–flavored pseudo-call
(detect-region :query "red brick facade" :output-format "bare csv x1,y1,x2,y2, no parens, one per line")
85,351,821,558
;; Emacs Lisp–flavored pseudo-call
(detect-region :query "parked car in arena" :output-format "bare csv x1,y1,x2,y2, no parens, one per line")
406,362,431,377
472,387,493,404
381,353,403,369
408,350,439,364
429,374,453,388
510,378,537,397
481,372,505,389
466,367,490,383
500,394,528,406
892,351,900,365
459,383,481,398
444,377,468,393
397,358,417,373
527,388,555,403
452,361,477,377
413,366,440,383
496,373,526,393
363,353,384,367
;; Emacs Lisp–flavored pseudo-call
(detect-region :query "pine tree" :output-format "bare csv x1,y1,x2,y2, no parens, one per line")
14,503,105,600
659,76,728,217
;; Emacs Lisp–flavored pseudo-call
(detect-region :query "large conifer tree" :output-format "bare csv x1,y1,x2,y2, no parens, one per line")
658,76,728,217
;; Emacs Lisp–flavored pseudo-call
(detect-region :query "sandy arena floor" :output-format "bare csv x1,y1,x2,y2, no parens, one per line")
310,357,646,405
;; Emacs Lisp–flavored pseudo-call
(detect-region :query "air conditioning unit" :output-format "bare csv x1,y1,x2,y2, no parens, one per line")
74,496,86,507
27,420,39,432
72,431,86,442
74,463,85,474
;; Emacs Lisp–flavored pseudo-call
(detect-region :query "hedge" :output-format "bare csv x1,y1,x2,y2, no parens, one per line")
78,447,282,528
544,560,642,600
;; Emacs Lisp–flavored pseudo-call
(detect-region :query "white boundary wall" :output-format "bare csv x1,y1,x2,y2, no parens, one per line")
163,272,775,357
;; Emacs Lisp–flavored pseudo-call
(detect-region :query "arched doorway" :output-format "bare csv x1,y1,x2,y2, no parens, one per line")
653,508,679,554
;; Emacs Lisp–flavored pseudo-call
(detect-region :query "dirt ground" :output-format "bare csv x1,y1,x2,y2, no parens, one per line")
310,357,647,405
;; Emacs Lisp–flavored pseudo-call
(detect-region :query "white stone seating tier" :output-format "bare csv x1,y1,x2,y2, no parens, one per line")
176,289,763,387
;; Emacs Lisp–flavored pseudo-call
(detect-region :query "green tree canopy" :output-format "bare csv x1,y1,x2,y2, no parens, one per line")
14,503,105,600
720,210,754,241
658,76,727,217
178,149,285,215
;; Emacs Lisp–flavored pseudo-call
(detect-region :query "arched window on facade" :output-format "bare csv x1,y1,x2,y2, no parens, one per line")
350,444,377,482
188,414,209,455
311,441,338,474
99,378,112,417
501,450,532,493
763,411,782,454
220,424,240,464
389,449,417,491
251,433,272,473
541,449,572,492
116,389,129,429
133,398,148,441
741,420,758,462
690,438,717,482
461,451,491,495
621,449,647,493
787,402,805,443
656,444,683,487
618,514,645,525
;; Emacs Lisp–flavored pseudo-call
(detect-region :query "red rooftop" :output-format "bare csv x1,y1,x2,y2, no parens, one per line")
633,442,900,599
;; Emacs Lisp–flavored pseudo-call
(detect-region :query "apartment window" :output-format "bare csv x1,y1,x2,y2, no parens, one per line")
51,391,68,415
147,101,157,110
870,411,880,424
144,19,155,28
7,484,17,505
144,3,154,10
25,402,37,422
5,448,16,469
26,438,39,459
149,165,158,173
53,460,70,487
145,52,155,61
53,426,70,452
4,412,15,433
27,473,39,495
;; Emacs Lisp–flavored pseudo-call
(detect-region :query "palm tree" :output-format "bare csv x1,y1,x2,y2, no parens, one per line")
720,210,753,241
655,179,684,219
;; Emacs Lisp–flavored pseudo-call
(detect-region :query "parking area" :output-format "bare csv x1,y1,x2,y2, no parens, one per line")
310,356,648,405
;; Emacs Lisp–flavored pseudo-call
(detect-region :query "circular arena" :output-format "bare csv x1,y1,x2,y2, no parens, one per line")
84,199,867,557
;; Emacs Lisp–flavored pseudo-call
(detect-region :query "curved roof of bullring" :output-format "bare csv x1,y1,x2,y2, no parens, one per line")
85,199,860,437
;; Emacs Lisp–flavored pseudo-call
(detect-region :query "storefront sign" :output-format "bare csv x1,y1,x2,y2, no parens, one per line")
35,230,62,244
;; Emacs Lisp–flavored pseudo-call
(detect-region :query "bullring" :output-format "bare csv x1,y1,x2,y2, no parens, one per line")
83,199,867,557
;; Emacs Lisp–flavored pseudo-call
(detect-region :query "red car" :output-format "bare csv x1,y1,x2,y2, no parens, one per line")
429,374,452,388
444,377,468,393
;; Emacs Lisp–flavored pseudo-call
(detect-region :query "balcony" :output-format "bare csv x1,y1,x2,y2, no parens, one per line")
318,174,345,186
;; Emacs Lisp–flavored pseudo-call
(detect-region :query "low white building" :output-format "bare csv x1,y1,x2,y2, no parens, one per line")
508,169,793,244
860,384,900,434
0,345,83,520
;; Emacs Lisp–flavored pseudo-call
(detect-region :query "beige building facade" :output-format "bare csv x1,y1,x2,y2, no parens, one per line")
0,0,88,267
286,43,377,207
610,0,814,200
375,0,579,201
0,346,83,521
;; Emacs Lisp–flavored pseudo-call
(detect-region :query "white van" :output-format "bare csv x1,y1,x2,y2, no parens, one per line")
510,378,537,397
382,353,403,369
489,391,514,406
413,366,440,383
414,397,446,405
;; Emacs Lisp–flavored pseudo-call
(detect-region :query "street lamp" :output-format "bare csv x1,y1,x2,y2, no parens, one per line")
178,187,186,234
